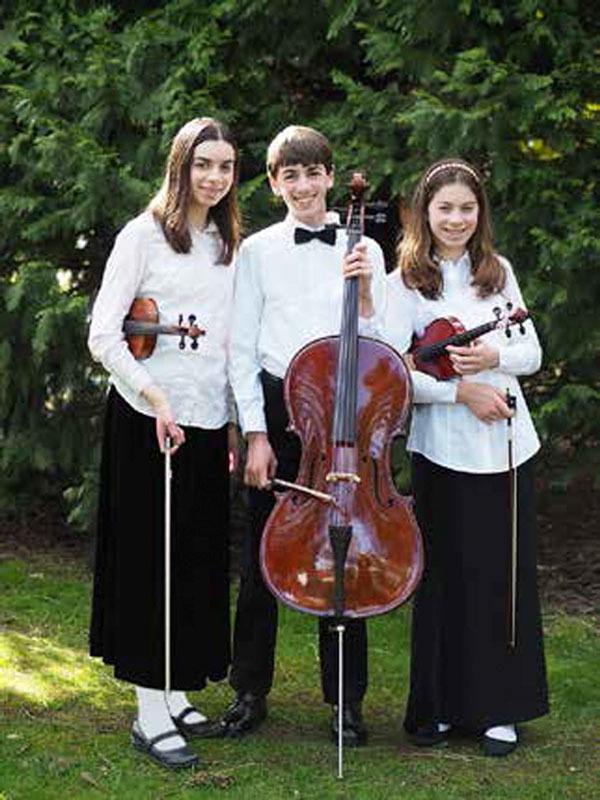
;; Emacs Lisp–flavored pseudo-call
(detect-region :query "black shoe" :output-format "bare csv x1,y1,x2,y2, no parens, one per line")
406,724,449,747
482,732,518,757
171,706,214,739
131,721,199,770
204,692,268,739
330,703,368,748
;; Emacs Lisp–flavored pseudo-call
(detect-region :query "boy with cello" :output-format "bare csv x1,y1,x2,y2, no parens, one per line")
214,125,387,745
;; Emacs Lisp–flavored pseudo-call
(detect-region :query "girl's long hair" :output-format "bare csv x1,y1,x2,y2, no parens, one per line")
396,159,505,298
148,117,240,264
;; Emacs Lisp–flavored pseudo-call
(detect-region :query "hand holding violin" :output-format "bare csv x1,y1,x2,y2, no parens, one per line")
447,340,499,375
141,384,185,453
342,242,374,318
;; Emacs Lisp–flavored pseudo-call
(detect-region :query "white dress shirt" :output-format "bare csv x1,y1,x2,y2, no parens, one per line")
383,252,541,473
88,211,235,428
229,212,386,434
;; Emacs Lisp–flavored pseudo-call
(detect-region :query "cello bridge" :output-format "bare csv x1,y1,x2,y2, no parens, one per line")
325,472,361,484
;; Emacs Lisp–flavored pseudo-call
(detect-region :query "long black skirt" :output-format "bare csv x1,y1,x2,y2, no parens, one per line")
89,388,231,689
404,454,549,732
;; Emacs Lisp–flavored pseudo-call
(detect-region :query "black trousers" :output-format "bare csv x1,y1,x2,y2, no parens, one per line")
229,371,368,704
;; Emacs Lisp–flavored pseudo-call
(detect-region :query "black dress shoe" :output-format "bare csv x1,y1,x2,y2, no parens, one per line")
171,706,214,738
405,724,449,747
482,733,518,757
131,721,199,770
330,703,368,747
204,692,268,739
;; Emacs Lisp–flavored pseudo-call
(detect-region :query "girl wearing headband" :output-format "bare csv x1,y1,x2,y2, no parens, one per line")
384,158,548,756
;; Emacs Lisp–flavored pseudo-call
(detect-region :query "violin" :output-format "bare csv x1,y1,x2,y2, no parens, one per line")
260,173,423,619
123,297,206,360
410,305,529,381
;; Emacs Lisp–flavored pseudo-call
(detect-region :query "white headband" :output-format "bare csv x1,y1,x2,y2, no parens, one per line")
425,162,480,185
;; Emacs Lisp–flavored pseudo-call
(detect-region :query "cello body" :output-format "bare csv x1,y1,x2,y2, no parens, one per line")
260,334,423,618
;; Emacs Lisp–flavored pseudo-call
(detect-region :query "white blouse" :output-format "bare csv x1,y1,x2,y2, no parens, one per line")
229,212,386,434
383,252,541,473
88,211,234,428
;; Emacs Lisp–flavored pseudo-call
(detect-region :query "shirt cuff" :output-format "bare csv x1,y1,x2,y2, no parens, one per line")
240,405,267,436
496,344,539,375
412,371,458,404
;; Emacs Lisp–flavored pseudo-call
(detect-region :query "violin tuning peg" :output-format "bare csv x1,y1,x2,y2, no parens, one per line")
519,323,526,335
178,313,183,326
191,340,199,350
506,301,513,311
493,306,501,319
505,328,512,339
179,337,186,350
188,314,196,325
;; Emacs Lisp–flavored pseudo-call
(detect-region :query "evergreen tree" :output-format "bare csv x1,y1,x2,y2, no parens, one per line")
0,0,598,530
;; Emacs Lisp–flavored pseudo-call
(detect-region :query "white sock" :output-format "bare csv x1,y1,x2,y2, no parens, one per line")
135,686,185,752
167,691,207,724
485,724,517,743
438,722,451,733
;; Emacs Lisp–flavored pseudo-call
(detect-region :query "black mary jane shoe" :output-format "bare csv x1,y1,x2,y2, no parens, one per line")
171,706,215,739
482,732,518,757
406,724,449,747
131,721,199,770
202,692,268,739
330,703,368,748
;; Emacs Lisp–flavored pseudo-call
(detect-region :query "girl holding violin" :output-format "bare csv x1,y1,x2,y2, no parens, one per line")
88,117,240,769
384,159,548,756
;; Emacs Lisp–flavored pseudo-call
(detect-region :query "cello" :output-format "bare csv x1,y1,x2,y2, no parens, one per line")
259,173,424,773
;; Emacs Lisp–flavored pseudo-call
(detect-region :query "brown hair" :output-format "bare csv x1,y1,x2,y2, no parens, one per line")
396,158,505,299
266,125,333,177
148,117,240,264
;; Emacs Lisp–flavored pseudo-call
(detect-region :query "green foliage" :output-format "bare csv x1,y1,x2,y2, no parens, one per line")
1,0,598,529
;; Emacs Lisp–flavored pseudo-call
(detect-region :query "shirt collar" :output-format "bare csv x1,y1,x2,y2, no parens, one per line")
438,250,471,269
283,210,340,232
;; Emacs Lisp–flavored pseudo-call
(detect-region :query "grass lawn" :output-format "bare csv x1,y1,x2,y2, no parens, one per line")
0,551,599,799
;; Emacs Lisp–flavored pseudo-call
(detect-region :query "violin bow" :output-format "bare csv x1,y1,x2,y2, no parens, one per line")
506,391,518,650
164,434,173,696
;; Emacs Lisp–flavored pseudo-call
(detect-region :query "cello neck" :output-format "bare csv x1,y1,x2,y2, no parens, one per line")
332,174,367,446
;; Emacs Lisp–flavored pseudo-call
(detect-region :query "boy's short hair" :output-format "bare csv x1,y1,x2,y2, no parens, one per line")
267,126,333,177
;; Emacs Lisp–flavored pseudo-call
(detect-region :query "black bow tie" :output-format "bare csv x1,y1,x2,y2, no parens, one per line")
294,226,337,246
